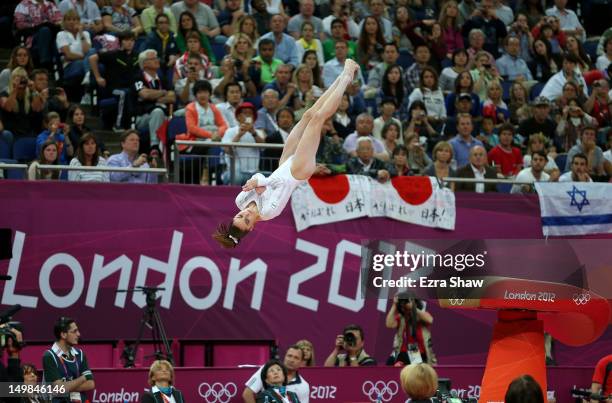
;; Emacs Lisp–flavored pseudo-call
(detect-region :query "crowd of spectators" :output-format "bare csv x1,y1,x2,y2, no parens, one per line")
0,0,611,191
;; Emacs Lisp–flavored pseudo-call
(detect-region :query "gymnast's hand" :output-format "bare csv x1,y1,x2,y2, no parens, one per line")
242,178,259,191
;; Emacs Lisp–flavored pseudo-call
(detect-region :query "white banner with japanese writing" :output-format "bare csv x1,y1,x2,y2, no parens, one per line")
291,175,456,232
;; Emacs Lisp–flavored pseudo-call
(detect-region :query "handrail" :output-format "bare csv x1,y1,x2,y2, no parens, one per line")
443,177,541,185
37,165,167,174
0,163,28,169
175,140,284,149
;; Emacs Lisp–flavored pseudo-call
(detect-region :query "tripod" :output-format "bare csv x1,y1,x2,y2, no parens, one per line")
117,287,174,368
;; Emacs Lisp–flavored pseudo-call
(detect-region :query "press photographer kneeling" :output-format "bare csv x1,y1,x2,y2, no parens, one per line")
386,292,436,366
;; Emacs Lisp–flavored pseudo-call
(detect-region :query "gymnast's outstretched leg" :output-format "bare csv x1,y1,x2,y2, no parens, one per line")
278,69,354,166
290,60,359,180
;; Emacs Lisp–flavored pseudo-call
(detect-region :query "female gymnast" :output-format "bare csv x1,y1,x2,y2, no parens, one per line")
213,60,360,248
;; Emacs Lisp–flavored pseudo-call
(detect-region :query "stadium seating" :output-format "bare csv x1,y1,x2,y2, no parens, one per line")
0,137,11,159
12,137,37,162
0,158,25,179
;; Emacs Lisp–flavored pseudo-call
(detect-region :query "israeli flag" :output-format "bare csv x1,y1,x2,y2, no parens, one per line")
535,182,612,236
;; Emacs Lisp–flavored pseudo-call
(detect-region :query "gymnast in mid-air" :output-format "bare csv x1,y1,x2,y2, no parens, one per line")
213,60,360,248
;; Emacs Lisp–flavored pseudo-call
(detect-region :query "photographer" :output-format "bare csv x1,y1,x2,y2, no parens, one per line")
323,324,377,367
42,317,94,403
385,293,435,366
0,323,24,384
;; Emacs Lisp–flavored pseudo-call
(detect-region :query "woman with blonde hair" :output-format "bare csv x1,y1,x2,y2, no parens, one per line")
470,50,501,100
0,67,40,145
424,141,456,190
292,64,322,110
226,15,259,52
0,46,33,94
400,363,438,401
57,9,94,93
296,339,316,367
141,360,185,403
230,33,256,62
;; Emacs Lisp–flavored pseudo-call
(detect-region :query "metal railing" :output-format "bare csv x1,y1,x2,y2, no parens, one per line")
0,163,167,181
443,177,537,185
173,140,284,185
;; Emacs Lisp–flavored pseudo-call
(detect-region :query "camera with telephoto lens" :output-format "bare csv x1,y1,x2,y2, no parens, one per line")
234,59,243,69
343,331,356,347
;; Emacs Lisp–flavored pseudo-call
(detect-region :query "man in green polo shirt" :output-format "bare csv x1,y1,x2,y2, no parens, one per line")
323,18,357,62
42,317,95,403
253,38,283,85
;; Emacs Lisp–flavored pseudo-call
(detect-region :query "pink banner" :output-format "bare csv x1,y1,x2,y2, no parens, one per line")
85,366,592,403
0,181,610,369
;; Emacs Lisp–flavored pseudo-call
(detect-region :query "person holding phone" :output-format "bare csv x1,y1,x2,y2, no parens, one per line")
221,102,263,185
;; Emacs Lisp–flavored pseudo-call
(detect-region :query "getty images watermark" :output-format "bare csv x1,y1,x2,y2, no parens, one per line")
360,239,610,302
370,249,487,289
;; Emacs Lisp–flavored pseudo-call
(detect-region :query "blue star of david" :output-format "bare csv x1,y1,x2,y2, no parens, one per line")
567,185,589,212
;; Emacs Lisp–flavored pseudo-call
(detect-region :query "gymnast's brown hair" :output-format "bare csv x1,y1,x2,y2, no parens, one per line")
212,222,249,249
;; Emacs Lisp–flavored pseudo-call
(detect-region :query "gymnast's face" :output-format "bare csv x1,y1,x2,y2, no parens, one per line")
233,208,256,231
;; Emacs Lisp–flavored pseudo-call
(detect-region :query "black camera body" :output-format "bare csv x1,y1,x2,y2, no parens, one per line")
234,58,243,69
396,296,424,315
343,331,356,347
0,321,23,349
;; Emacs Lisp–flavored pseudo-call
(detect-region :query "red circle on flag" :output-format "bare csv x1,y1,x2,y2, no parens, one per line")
308,175,350,204
391,176,433,205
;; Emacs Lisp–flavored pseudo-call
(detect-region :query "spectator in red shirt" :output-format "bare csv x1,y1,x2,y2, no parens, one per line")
488,123,522,177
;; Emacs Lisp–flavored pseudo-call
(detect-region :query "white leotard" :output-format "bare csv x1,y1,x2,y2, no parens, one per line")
235,155,305,221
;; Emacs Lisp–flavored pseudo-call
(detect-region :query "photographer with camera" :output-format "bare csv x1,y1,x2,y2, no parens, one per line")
42,317,94,403
385,293,435,366
0,317,24,384
323,324,377,367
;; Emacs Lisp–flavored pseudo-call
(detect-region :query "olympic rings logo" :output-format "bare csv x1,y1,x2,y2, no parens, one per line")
449,298,465,306
198,382,238,403
572,293,591,306
362,380,399,402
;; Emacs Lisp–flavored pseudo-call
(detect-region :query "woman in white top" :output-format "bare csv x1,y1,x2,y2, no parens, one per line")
68,133,110,182
408,66,447,128
439,49,468,94
56,10,94,84
213,60,360,248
